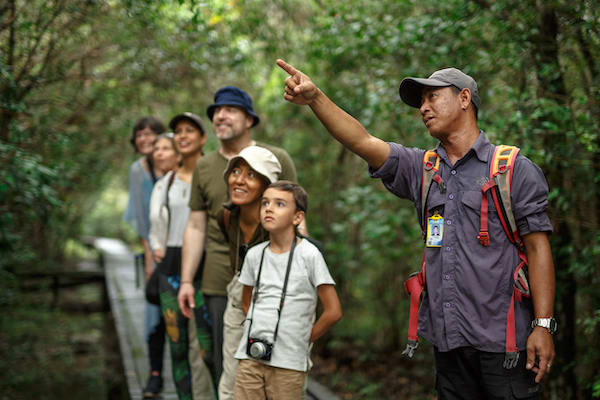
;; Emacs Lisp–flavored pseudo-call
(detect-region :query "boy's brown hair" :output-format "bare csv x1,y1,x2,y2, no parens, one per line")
267,180,308,213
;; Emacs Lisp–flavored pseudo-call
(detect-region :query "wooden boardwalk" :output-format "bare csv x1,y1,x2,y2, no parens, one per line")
94,237,338,400
95,238,178,399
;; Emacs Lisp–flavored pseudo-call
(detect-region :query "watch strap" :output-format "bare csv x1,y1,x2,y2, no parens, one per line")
531,317,557,334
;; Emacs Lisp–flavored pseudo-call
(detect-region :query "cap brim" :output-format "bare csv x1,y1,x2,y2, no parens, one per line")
223,155,243,183
169,114,205,134
399,77,451,108
206,103,260,127
223,155,271,184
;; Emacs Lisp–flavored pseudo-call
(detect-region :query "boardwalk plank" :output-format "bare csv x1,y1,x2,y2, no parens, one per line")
95,238,177,400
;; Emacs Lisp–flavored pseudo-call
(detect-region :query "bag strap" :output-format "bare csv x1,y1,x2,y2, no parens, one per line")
490,145,521,246
404,150,444,358
478,145,523,248
164,171,177,231
224,208,231,233
247,238,298,346
479,145,533,368
216,207,232,243
420,150,445,235
402,252,426,358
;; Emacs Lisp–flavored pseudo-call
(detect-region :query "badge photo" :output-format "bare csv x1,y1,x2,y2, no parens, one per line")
426,213,444,247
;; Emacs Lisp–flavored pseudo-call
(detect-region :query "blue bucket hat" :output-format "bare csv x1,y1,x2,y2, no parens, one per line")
206,86,260,127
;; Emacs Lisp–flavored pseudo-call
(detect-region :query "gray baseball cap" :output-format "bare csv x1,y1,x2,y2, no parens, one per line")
399,68,480,112
169,112,206,135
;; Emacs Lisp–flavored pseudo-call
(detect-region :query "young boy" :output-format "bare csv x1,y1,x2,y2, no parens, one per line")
234,181,342,400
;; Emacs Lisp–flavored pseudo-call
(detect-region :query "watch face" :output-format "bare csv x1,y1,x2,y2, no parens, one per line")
549,319,558,333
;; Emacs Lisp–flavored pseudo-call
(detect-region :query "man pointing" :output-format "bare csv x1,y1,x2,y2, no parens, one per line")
276,59,555,399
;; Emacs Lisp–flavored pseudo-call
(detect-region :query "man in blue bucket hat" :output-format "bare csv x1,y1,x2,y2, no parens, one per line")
207,86,260,128
178,86,301,399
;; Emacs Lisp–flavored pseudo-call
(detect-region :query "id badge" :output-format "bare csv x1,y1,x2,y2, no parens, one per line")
426,213,444,247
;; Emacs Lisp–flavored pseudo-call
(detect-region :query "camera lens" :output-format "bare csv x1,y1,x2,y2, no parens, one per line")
250,342,266,358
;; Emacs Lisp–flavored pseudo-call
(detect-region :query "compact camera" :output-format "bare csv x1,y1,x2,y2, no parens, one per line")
246,337,273,361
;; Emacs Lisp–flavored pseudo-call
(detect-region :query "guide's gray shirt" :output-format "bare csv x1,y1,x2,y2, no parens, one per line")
370,132,552,352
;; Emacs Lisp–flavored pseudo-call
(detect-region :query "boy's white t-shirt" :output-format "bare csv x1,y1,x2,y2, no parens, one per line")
234,238,335,372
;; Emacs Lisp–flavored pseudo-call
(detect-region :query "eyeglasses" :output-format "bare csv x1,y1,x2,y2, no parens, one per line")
136,131,156,139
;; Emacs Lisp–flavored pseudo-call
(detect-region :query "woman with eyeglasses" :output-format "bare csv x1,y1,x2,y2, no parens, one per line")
148,113,217,400
123,116,168,398
216,146,282,400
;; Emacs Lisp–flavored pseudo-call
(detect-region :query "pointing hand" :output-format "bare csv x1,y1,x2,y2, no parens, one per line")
276,59,319,105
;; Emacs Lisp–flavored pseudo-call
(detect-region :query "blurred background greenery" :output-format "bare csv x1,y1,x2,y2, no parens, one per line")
1,0,599,398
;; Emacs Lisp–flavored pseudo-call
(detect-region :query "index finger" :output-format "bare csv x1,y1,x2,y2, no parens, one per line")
535,356,549,383
276,59,298,76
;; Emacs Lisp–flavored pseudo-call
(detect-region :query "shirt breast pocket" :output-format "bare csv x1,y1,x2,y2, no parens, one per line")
460,190,503,245
426,188,447,217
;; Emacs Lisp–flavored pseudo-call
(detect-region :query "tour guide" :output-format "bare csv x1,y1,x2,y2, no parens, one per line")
276,59,556,399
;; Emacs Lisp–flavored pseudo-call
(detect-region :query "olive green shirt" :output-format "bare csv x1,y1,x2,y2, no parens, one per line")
188,142,297,295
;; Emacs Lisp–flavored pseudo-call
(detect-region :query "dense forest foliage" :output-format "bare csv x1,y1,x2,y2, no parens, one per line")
1,0,599,398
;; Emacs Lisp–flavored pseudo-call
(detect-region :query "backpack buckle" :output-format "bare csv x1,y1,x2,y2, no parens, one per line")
477,231,490,246
432,174,446,194
503,351,519,369
402,339,419,358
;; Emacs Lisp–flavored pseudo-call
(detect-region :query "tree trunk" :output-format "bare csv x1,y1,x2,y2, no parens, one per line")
533,4,578,399
1,0,16,141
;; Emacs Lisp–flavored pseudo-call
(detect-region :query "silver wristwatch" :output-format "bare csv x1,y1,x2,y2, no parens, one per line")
531,317,558,334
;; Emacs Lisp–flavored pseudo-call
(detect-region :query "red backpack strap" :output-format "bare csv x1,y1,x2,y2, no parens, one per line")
402,253,426,358
478,145,521,247
403,150,441,358
421,150,443,232
490,145,521,246
480,145,532,369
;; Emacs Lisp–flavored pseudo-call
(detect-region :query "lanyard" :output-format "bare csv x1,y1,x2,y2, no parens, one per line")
247,237,297,345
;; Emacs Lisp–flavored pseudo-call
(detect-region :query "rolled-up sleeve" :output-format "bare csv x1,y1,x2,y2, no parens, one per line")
368,142,424,203
188,163,207,211
511,155,553,236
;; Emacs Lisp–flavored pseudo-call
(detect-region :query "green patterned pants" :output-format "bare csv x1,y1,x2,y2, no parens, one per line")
159,273,217,399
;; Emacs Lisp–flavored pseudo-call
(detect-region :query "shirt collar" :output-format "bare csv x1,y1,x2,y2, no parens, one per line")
471,131,491,162
435,130,490,164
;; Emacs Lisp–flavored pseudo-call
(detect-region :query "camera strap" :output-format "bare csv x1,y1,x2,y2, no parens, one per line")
247,236,297,346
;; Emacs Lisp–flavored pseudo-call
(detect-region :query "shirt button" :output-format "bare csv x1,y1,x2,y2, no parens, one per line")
444,274,451,280
446,220,452,225
448,194,454,200
445,246,451,252
451,170,457,175
444,302,451,308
